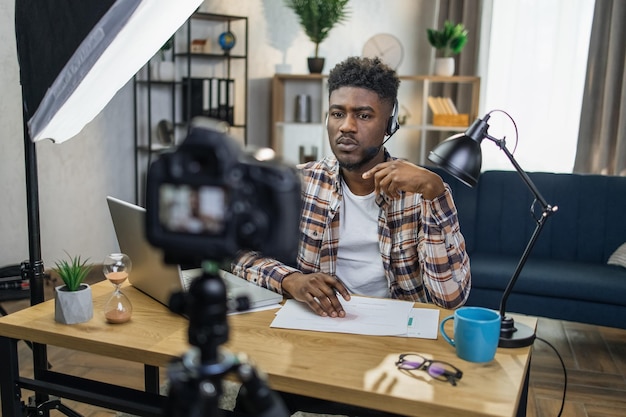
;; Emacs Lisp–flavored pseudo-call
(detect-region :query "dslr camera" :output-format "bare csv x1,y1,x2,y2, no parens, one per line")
145,118,301,265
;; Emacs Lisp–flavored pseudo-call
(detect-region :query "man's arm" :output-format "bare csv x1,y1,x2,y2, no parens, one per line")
231,251,351,317
419,186,471,309
363,160,470,308
230,251,300,295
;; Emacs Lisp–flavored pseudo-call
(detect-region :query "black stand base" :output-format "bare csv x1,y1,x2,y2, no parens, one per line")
27,396,83,417
499,317,536,348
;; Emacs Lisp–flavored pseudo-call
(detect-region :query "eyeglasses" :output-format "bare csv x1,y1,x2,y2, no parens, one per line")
395,353,463,386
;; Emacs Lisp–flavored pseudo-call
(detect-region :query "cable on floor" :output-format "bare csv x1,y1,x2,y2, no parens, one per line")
535,336,567,417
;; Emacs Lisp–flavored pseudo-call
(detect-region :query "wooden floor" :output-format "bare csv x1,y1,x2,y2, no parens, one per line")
1,275,625,417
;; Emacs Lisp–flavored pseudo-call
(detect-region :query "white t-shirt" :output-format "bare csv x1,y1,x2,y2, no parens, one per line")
336,180,389,297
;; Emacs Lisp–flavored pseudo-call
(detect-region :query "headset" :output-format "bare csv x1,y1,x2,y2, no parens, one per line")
325,98,400,137
386,99,400,136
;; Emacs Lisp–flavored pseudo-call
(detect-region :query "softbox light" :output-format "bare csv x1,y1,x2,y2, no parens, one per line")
17,0,203,143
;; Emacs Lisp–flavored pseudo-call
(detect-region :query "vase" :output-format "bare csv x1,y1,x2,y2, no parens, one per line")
307,57,325,74
275,63,292,74
54,283,93,324
151,61,176,81
434,57,455,76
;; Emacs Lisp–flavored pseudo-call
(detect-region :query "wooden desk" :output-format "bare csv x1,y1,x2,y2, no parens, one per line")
0,280,535,417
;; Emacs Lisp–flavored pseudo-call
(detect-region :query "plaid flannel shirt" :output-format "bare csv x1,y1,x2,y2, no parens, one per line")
232,152,471,309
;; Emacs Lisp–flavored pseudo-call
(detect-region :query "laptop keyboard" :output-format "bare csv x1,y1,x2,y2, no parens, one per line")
181,270,233,300
181,272,195,291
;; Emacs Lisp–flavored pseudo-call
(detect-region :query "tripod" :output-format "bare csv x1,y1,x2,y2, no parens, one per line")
166,265,289,417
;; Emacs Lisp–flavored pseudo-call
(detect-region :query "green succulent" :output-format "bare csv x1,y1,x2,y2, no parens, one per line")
285,0,351,58
427,21,468,57
53,252,93,292
159,36,173,61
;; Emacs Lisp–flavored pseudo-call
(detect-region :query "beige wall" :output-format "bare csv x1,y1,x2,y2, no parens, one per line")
0,0,436,267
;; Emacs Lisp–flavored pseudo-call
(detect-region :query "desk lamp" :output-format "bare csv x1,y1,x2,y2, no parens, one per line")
428,110,558,348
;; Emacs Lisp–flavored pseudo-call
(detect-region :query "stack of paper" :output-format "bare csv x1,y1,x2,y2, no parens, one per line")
270,296,440,339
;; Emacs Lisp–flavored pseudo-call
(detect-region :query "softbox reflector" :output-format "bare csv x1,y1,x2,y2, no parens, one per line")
16,0,203,144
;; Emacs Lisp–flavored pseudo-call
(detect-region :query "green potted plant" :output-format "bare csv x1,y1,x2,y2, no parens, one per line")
53,252,94,324
152,37,175,81
284,0,351,73
426,20,468,76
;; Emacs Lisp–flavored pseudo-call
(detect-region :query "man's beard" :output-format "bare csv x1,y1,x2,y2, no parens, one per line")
338,146,379,171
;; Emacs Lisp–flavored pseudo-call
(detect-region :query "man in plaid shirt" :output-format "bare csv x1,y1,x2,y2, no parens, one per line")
232,56,471,319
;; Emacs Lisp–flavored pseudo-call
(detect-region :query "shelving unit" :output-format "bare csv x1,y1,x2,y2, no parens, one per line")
133,12,248,204
271,74,480,166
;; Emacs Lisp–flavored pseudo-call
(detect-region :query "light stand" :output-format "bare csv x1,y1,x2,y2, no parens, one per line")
428,110,558,348
12,2,202,416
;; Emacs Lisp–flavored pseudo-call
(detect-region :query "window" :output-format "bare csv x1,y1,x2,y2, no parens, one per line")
480,0,595,173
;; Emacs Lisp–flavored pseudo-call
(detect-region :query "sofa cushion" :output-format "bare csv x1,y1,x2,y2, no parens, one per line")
433,167,626,264
608,242,626,268
469,253,626,306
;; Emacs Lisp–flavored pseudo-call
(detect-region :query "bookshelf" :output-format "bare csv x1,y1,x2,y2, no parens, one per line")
133,12,248,204
271,74,480,166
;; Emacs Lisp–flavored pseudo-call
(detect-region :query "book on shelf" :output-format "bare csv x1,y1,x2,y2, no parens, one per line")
427,95,468,127
217,78,234,125
182,77,235,125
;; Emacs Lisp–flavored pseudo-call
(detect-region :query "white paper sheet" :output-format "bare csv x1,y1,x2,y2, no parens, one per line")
270,296,439,339
406,308,440,339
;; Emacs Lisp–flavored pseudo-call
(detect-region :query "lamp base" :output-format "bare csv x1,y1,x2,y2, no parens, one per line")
499,316,536,348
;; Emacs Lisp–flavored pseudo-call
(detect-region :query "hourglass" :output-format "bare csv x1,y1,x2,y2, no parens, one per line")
103,253,133,324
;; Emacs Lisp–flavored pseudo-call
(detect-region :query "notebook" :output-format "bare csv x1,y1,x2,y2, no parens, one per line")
106,196,283,310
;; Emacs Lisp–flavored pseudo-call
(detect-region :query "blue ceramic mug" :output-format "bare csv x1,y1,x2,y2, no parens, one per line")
440,307,501,363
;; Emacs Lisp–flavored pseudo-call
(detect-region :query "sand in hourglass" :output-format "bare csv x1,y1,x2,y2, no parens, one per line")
105,271,132,323
106,309,131,324
106,271,128,285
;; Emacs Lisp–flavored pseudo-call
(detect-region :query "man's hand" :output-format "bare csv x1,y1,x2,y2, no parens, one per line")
362,160,446,200
281,272,351,318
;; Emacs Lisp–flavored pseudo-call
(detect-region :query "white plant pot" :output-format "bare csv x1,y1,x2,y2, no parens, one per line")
434,57,455,76
55,284,93,324
151,61,176,81
275,63,292,74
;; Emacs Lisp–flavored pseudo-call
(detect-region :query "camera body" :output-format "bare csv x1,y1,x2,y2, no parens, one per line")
145,119,301,265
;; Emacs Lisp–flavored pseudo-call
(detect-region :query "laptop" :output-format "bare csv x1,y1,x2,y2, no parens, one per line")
106,196,283,310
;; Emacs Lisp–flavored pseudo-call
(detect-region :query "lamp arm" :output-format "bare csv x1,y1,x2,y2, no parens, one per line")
486,135,551,209
483,135,558,319
499,216,547,319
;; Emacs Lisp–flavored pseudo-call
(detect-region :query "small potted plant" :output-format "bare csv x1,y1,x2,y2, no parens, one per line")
426,20,468,76
53,252,94,324
285,0,351,73
152,37,175,81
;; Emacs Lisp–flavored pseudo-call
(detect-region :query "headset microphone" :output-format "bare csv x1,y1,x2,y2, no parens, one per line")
365,98,401,157
365,128,397,158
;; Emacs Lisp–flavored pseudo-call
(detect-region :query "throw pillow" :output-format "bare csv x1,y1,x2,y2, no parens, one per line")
608,242,626,268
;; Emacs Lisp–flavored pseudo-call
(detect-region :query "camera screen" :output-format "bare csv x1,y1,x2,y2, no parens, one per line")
159,184,227,235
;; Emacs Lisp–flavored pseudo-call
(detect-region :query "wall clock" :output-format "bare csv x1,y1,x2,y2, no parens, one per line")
362,33,404,70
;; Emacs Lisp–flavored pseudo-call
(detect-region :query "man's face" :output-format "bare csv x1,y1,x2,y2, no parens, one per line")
327,86,391,172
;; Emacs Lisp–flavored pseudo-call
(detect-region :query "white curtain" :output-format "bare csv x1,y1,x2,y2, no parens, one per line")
480,0,595,173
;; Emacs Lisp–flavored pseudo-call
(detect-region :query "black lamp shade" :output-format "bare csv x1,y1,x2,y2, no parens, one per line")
428,133,483,187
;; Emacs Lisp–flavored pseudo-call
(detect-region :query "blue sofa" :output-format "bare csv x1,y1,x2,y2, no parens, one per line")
432,167,626,329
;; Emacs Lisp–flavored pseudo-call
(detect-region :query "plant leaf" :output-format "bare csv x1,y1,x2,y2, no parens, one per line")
53,251,92,291
426,20,468,57
285,0,351,57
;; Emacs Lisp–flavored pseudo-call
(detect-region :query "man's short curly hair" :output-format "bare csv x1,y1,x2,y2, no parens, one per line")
327,56,400,106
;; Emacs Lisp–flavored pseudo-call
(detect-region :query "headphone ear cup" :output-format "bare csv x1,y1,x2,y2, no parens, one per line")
386,100,400,136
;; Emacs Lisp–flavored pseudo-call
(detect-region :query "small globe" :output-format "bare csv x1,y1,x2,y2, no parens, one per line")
218,31,236,52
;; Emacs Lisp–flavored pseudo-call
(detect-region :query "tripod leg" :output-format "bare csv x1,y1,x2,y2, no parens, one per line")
30,397,83,417
55,401,84,417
